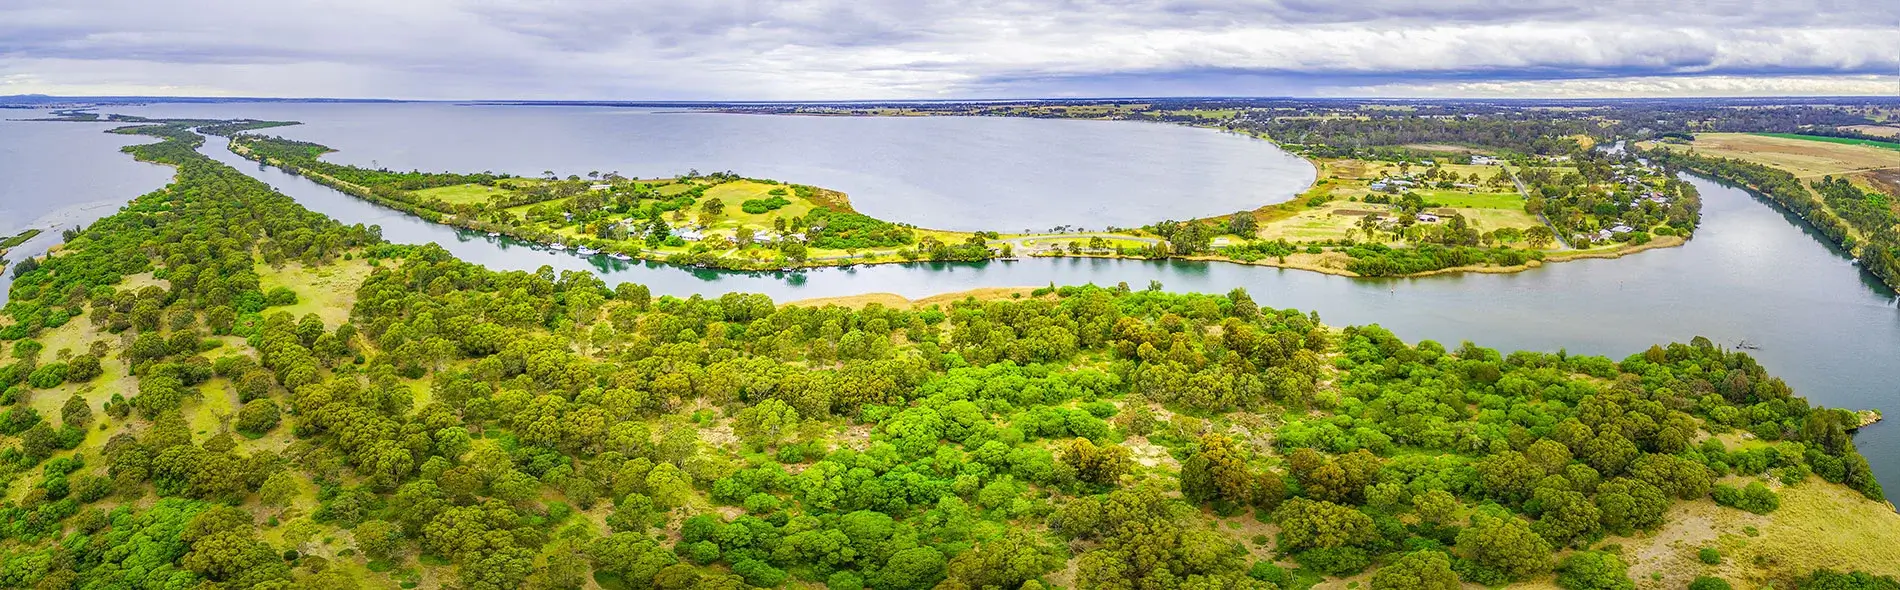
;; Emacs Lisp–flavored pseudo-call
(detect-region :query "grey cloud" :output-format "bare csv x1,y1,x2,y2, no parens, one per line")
0,0,1894,99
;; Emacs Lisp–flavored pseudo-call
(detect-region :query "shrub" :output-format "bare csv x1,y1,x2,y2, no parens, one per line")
236,399,282,436
27,363,69,388
1689,577,1734,590
1713,482,1779,514
1556,551,1634,590
1697,547,1722,565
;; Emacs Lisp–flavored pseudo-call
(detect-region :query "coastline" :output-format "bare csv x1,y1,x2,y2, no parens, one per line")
226,121,1688,281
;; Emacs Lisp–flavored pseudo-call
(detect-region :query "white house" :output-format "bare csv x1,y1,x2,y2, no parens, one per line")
1416,213,1441,223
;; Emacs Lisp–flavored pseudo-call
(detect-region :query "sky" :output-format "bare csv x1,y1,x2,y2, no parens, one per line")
2,0,1898,100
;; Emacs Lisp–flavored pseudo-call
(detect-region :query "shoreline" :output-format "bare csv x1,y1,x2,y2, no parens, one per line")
225,121,1688,281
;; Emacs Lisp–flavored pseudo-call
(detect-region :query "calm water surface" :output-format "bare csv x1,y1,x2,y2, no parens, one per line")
0,113,176,297
111,102,1316,232
2,106,1897,500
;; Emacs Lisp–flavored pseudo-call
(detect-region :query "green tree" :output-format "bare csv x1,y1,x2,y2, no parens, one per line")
1371,550,1461,590
1456,513,1552,581
1555,551,1634,590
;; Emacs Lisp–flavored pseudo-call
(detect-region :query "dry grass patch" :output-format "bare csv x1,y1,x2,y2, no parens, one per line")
257,257,377,328
1616,480,1900,590
1673,133,1900,178
784,287,1042,310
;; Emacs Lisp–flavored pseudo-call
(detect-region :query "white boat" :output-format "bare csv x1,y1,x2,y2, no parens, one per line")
609,253,632,261
486,232,500,237
577,247,597,256
550,243,567,250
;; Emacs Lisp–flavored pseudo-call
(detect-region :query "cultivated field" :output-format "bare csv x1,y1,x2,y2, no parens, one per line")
1670,133,1900,178
1846,125,1900,138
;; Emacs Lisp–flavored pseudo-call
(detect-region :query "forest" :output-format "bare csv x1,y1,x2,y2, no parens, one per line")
0,120,1894,590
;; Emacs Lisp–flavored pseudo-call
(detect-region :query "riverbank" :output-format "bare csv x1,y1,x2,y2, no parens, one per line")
235,131,1692,280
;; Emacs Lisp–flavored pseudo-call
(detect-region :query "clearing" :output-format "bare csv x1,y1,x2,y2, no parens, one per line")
256,257,379,328
1614,479,1900,589
783,287,1042,310
412,183,512,205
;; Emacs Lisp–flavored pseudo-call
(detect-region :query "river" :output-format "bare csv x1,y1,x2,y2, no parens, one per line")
3,104,1898,500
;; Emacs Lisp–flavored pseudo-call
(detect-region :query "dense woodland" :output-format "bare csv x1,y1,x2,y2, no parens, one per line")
0,121,1892,590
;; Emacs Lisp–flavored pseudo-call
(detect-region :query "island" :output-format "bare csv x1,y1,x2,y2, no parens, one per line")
218,111,1699,279
0,119,1894,590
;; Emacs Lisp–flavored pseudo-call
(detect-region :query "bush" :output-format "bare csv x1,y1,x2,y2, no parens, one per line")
1690,577,1734,590
1555,551,1633,590
1713,482,1779,514
66,354,103,382
236,399,282,436
27,363,69,388
1798,570,1900,590
265,286,298,306
1697,547,1722,565
1295,547,1371,576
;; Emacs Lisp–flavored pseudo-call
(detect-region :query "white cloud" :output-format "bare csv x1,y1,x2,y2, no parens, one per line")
0,0,1895,98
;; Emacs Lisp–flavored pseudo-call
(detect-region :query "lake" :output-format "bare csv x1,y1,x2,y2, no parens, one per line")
106,102,1316,233
0,115,176,294
4,103,1899,500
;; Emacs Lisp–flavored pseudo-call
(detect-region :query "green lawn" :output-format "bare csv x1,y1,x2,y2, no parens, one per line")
699,180,814,232
1416,190,1525,210
1751,132,1900,152
412,183,512,205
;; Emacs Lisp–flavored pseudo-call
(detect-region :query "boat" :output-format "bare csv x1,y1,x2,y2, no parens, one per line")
609,253,632,261
550,243,567,250
1737,339,1761,350
577,247,597,256
486,232,500,237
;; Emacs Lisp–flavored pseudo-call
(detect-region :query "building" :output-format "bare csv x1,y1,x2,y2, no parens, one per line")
1416,213,1441,223
1470,155,1500,165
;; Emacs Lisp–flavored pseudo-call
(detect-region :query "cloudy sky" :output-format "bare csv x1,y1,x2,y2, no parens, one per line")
3,0,1897,100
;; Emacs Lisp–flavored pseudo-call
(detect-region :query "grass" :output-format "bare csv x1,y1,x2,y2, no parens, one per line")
256,256,378,329
1616,479,1900,589
699,180,815,232
783,287,1042,310
1663,133,1900,179
1752,132,1900,153
1414,189,1524,210
412,183,512,205
1,228,43,250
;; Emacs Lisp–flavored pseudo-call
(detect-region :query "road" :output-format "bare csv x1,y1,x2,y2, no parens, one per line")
1507,167,1571,249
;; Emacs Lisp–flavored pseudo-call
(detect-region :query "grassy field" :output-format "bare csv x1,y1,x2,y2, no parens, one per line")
412,183,512,205
1415,189,1524,209
698,180,815,232
782,287,1042,310
1847,125,1900,138
1666,133,1900,178
1752,132,1900,152
1616,479,1900,589
257,258,379,329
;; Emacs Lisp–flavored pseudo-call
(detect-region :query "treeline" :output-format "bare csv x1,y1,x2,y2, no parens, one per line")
1236,115,1600,155
235,135,503,193
1646,149,1900,290
1343,243,1543,276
